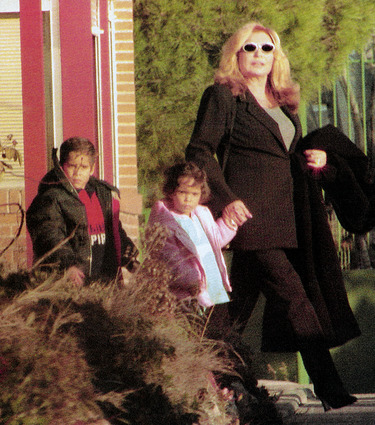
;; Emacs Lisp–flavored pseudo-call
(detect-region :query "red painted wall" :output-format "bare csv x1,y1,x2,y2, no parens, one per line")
59,1,97,143
59,0,113,181
100,0,114,183
20,0,47,209
20,0,47,266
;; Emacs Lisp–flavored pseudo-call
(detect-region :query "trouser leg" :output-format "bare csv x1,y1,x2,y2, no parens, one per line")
228,250,261,332
229,249,323,344
229,249,356,408
300,346,344,391
205,303,233,341
300,345,357,410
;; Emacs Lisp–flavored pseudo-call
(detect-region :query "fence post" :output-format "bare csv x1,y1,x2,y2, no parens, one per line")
299,100,308,136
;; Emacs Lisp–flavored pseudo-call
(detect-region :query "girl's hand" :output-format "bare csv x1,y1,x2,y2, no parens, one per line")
304,149,327,169
223,216,238,230
223,200,252,227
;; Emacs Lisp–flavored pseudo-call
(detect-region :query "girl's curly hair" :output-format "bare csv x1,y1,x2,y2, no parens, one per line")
162,161,210,204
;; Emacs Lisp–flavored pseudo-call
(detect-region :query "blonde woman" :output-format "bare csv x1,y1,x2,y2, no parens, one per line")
186,22,359,410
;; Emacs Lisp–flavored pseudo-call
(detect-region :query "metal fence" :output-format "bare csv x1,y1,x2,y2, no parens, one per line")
303,42,375,269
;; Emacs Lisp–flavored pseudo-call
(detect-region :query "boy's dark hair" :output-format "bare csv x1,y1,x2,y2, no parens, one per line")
163,161,210,203
59,137,97,166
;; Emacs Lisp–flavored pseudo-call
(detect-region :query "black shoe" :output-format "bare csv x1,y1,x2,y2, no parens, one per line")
315,391,357,411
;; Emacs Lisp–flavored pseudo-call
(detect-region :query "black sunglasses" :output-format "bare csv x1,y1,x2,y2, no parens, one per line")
242,42,275,53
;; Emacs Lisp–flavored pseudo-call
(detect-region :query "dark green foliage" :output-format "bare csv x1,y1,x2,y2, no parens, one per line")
133,0,259,200
0,268,30,298
122,384,199,425
333,270,375,393
134,0,375,199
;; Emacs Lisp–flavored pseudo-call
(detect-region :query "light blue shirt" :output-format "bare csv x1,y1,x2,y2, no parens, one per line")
265,106,295,150
172,212,230,304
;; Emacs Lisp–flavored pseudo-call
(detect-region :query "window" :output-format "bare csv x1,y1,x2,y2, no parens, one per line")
0,14,24,188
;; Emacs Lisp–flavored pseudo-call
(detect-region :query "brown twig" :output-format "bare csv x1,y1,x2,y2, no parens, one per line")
0,203,25,258
200,304,215,343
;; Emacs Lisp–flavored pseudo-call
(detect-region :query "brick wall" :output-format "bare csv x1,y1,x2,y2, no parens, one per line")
113,0,142,247
0,188,27,271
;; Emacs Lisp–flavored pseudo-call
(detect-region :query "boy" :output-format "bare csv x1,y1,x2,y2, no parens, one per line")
26,137,139,285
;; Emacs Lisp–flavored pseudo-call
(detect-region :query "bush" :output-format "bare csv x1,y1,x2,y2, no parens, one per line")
0,227,282,424
0,264,234,424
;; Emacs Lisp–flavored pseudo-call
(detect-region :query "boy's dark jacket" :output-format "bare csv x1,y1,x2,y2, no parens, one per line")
26,149,138,280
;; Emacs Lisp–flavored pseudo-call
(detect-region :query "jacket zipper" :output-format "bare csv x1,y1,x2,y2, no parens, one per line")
64,168,93,276
55,158,93,276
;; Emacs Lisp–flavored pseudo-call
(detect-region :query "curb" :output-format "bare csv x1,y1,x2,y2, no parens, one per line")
258,379,315,417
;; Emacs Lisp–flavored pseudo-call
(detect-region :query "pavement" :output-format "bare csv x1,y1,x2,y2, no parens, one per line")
259,380,375,424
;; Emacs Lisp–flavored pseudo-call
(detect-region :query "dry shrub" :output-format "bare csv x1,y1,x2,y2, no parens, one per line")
0,278,108,425
0,226,237,425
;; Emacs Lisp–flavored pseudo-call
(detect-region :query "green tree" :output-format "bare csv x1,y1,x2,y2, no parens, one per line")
134,0,375,200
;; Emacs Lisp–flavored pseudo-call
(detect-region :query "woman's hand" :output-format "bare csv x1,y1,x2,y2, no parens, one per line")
223,200,252,228
304,149,327,169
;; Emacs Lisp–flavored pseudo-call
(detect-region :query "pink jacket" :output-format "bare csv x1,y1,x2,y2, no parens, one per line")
147,200,237,307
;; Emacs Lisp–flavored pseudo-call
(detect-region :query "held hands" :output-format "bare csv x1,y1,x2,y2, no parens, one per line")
304,149,327,169
223,200,252,229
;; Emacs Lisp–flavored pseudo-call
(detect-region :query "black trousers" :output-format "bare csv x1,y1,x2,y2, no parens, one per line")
228,249,347,392
228,249,323,342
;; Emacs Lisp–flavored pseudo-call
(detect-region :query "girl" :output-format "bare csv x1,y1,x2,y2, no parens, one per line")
147,161,240,309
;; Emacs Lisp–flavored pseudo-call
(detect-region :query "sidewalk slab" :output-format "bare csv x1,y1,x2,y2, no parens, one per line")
258,380,375,424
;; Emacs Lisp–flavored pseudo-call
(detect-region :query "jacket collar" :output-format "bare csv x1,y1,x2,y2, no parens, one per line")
151,200,200,254
36,148,78,197
242,90,301,153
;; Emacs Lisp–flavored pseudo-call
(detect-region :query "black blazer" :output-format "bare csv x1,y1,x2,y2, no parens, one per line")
186,83,303,250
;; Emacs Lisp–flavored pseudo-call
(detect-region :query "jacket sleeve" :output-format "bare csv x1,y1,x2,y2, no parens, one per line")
26,192,79,269
186,84,239,215
215,217,238,247
147,207,203,296
162,235,203,296
197,205,237,248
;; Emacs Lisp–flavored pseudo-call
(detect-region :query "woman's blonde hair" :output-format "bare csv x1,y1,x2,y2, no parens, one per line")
214,22,300,113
